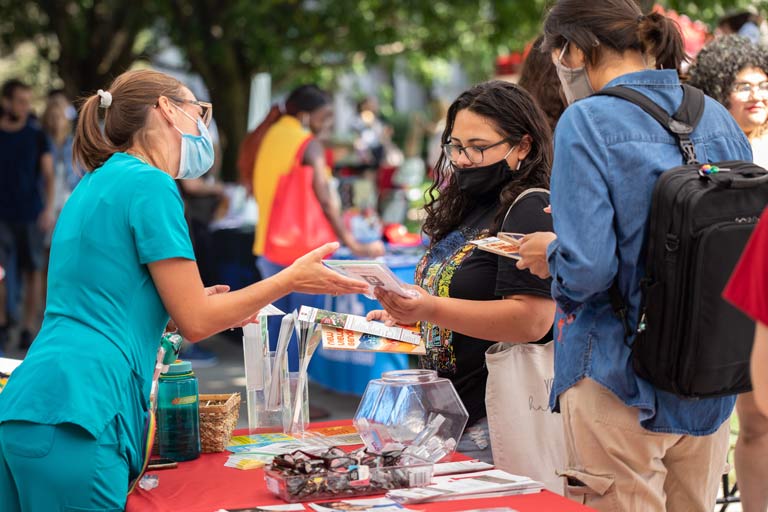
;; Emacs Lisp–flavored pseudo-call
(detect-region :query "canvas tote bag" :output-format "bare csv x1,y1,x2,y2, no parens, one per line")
484,188,566,495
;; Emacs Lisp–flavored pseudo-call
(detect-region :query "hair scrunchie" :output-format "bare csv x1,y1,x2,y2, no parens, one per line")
97,89,113,109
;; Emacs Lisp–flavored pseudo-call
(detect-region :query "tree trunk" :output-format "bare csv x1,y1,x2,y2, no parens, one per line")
206,71,249,182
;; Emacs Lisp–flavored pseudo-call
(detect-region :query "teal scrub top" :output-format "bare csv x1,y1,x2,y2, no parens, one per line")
0,152,195,478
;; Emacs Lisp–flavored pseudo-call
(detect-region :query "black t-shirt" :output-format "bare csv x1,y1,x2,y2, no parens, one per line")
0,119,50,222
416,190,553,426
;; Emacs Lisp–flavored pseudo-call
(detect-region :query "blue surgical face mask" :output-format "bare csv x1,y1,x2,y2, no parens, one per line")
173,105,215,179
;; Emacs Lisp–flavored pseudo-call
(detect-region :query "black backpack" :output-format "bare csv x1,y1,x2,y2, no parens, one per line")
595,84,768,398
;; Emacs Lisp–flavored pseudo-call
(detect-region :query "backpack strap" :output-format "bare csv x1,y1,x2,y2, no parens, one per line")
592,85,706,346
593,84,705,166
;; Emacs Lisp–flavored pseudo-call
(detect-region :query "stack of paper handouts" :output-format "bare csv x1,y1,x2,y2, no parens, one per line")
386,469,544,504
223,426,363,470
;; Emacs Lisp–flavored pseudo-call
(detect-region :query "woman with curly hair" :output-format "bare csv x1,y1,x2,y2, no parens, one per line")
689,35,768,167
689,34,768,512
367,80,556,465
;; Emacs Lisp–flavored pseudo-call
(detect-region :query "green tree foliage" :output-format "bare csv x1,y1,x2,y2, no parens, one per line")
0,0,764,178
0,0,160,99
158,0,556,177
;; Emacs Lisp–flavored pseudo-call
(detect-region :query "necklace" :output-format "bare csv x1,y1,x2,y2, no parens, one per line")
128,152,151,166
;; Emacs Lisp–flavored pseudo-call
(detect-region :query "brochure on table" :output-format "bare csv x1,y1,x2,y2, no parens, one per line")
386,469,543,504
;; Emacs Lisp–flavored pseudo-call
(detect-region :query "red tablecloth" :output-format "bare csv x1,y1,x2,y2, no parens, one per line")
127,422,594,512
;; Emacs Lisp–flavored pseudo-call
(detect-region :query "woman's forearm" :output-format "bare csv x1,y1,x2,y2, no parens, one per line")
149,258,293,342
752,322,768,415
426,295,555,343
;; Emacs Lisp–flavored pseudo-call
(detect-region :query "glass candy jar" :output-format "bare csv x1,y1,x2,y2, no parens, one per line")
353,369,468,462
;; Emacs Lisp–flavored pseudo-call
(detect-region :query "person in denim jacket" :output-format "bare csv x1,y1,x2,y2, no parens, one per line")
517,1,752,510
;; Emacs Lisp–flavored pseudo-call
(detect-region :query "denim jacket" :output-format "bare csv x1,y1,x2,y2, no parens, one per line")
547,70,751,434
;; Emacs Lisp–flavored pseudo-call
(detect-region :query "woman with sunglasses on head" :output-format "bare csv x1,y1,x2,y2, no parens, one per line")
688,35,768,512
515,1,752,510
367,80,556,464
0,69,368,511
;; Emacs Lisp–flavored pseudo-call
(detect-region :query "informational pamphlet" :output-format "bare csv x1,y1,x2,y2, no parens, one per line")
433,460,495,476
215,504,305,512
386,469,543,504
323,260,417,299
309,497,417,512
319,326,426,355
298,306,421,345
497,232,526,246
470,237,521,260
257,304,286,316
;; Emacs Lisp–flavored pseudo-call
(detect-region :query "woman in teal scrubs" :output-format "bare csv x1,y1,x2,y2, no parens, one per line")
0,69,367,511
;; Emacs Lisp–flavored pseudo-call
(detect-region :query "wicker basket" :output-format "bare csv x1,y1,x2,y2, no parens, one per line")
198,393,241,453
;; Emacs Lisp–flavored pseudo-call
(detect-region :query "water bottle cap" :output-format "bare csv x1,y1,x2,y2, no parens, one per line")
164,360,193,375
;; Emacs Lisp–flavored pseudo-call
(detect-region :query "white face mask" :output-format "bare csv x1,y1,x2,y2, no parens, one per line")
554,42,595,105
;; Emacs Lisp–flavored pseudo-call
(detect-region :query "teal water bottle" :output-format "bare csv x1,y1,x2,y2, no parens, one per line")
157,360,201,461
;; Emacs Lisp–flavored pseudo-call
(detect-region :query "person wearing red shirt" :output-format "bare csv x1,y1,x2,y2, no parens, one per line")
724,208,768,418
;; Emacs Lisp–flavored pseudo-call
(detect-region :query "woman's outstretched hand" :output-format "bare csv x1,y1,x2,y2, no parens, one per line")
283,242,370,296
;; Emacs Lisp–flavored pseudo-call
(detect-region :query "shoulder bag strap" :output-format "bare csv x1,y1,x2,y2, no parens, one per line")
501,187,550,227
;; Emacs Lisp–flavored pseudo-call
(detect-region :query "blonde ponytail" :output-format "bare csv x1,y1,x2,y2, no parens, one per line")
72,69,185,173
73,93,116,172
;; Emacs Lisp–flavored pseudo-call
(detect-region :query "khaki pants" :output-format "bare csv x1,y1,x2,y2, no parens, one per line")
559,378,730,512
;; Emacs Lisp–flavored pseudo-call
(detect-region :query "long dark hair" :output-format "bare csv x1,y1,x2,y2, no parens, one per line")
422,80,552,245
541,0,687,74
518,35,566,132
237,84,331,185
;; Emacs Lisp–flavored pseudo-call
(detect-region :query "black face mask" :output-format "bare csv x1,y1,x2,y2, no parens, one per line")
454,158,514,198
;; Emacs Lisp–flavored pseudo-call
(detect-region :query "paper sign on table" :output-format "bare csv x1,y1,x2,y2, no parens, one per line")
227,433,295,453
320,433,364,446
308,425,358,436
224,453,274,470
